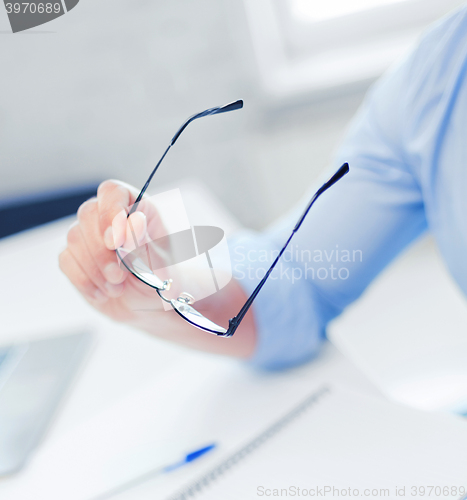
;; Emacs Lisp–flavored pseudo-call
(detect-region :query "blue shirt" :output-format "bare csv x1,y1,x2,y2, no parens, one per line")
230,5,467,370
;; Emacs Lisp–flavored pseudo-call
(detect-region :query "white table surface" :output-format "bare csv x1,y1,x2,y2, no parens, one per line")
0,184,380,499
329,235,467,413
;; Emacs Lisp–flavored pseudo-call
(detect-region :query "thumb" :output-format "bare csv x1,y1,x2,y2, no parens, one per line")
123,211,148,251
97,180,140,250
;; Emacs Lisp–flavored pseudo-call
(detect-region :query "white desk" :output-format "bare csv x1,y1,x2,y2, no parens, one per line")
0,185,379,499
329,235,467,413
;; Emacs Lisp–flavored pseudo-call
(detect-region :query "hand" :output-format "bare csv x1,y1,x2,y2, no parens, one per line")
59,180,170,322
59,179,256,358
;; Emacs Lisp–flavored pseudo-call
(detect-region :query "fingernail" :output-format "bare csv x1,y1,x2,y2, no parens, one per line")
133,212,147,244
126,211,147,246
104,262,125,284
94,289,108,303
105,281,124,298
104,227,115,250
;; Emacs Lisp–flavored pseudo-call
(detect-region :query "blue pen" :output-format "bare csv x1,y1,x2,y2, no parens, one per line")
162,444,217,472
91,443,217,500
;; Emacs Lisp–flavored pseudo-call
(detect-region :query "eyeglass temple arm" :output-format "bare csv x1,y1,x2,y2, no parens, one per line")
225,162,350,338
128,100,244,217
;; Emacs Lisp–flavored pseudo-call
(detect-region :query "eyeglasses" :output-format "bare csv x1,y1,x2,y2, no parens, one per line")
116,100,349,337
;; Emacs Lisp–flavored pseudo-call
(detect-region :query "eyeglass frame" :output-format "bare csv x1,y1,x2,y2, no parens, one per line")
115,99,349,338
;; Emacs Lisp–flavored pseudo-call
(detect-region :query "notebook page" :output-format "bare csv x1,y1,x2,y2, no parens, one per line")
169,386,467,500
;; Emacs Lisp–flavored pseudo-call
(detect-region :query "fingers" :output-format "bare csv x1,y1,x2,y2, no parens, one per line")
76,200,127,292
59,248,108,304
61,178,170,309
97,179,166,251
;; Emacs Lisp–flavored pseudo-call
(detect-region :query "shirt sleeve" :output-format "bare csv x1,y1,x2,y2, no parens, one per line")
227,10,466,369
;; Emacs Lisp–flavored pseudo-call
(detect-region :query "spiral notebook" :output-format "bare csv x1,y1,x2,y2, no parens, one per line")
167,385,467,500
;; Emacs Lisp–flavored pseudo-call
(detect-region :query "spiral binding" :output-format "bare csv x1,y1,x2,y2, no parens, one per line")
167,386,331,500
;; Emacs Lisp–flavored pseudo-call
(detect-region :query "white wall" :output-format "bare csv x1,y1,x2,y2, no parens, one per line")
0,0,365,228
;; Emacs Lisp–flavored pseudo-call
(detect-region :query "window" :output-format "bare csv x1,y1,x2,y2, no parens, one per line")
244,0,465,99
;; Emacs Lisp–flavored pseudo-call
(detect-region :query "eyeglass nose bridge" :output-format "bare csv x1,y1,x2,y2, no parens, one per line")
157,288,196,308
156,281,174,303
